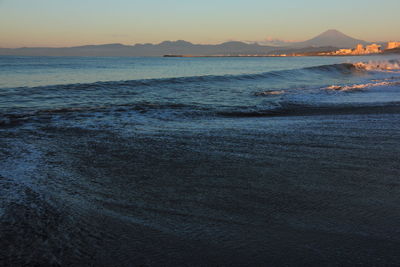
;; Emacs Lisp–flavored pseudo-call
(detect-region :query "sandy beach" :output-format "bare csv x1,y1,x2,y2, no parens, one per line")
1,111,400,266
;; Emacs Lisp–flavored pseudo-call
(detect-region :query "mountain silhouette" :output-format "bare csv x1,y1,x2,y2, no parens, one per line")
0,30,378,56
290,29,369,48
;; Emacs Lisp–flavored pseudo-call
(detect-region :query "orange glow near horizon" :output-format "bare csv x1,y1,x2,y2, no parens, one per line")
1,0,399,48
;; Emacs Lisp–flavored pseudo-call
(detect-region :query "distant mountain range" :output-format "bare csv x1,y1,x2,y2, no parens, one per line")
0,30,389,57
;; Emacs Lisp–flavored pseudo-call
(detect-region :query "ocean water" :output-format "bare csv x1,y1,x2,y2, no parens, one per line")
1,55,400,128
1,55,400,266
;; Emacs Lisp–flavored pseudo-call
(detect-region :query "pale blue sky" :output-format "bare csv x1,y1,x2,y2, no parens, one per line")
1,0,399,47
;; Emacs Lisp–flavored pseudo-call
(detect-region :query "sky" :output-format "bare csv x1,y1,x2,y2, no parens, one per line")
1,0,400,48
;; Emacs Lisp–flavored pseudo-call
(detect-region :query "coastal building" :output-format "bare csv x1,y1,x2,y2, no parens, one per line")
365,44,382,54
330,43,382,56
353,44,365,54
387,42,400,50
334,49,353,55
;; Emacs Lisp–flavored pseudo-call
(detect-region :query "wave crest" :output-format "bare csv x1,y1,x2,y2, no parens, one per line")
7,62,370,93
326,81,400,91
353,60,400,71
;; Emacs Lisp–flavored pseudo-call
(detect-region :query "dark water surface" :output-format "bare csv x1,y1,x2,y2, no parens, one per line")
1,56,400,266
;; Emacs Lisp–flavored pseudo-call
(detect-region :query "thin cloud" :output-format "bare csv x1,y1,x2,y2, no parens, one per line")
107,34,130,38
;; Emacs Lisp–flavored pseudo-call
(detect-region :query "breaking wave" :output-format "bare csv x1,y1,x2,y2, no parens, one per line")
353,59,400,71
326,81,400,91
4,62,372,94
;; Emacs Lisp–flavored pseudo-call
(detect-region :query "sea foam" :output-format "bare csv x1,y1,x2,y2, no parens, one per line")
353,60,400,71
326,81,400,91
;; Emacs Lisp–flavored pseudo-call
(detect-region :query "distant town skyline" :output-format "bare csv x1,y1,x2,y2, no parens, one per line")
1,0,400,48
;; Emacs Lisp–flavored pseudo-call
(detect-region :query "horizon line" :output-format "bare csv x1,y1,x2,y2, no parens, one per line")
1,29,398,49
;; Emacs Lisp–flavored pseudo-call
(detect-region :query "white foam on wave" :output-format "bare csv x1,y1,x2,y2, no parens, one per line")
353,60,400,72
326,81,400,92
254,90,285,96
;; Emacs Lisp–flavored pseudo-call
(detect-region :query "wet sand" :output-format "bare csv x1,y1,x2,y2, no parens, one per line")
1,113,400,266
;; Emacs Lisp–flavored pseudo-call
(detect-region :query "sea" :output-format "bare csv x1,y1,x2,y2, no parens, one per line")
1,55,400,266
